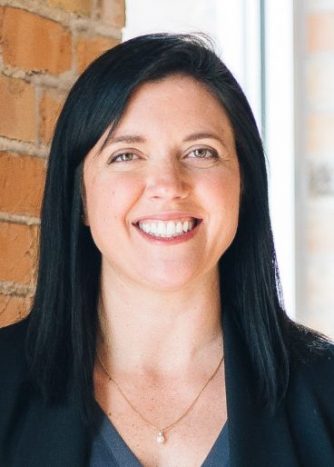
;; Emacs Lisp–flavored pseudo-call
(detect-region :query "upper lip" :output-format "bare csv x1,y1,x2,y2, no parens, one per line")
132,212,202,224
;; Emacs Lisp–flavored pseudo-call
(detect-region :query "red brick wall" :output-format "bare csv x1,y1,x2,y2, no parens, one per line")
0,0,125,327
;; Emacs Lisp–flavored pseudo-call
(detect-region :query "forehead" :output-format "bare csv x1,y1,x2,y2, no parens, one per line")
107,74,234,141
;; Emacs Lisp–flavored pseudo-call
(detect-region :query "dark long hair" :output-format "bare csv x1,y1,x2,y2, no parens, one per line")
26,33,292,415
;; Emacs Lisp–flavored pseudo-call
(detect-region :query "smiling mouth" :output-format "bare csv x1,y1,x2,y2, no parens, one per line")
134,218,201,239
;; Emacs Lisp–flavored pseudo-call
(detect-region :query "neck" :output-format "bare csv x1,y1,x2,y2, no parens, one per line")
97,265,223,377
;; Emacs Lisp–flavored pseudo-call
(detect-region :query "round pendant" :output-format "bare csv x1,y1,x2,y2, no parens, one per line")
156,431,165,444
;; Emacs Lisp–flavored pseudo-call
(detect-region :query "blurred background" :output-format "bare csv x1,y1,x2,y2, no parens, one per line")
0,0,333,338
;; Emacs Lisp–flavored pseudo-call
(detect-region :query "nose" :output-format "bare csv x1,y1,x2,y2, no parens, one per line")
145,160,191,200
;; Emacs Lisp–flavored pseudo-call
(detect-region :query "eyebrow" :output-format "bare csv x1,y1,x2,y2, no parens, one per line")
106,135,146,145
100,133,144,152
104,131,225,146
183,132,225,144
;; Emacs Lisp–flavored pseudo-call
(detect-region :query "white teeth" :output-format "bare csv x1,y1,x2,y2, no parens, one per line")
166,221,174,236
157,222,165,235
151,223,158,235
138,218,197,238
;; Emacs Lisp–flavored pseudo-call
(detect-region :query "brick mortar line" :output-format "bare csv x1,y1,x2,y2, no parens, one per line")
0,43,3,63
71,18,122,39
91,0,100,21
0,281,35,297
0,0,74,27
0,212,41,225
1,40,121,89
35,82,42,146
0,64,77,90
0,11,121,86
0,0,122,38
70,11,78,73
0,136,49,157
31,71,75,90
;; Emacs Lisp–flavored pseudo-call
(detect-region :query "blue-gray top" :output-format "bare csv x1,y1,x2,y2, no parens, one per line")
90,414,229,466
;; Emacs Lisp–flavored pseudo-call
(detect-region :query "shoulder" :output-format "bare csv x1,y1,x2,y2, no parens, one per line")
286,319,334,404
287,319,334,366
0,318,33,453
0,316,29,341
0,317,30,413
0,317,29,370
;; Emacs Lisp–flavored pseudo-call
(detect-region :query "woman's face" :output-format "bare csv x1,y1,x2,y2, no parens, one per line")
83,75,241,291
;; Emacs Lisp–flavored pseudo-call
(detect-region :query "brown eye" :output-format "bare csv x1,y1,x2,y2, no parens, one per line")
109,152,138,163
188,148,219,159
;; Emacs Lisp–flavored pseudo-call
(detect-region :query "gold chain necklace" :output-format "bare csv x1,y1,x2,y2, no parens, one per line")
97,352,224,445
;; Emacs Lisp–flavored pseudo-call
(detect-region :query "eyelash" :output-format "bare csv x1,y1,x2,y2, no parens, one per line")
188,148,219,160
108,147,219,164
109,152,137,163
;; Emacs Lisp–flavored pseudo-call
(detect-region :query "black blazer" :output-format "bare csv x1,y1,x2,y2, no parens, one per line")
1,315,334,467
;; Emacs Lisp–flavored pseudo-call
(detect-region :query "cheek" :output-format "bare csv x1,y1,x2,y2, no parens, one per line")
85,175,141,229
204,171,240,246
203,170,241,212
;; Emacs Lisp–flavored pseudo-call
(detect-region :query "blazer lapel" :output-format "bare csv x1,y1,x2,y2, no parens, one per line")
8,381,90,467
223,309,300,466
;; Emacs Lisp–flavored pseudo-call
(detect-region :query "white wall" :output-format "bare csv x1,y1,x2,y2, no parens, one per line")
123,0,296,316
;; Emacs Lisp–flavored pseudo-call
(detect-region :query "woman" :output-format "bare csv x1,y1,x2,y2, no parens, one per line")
1,33,334,467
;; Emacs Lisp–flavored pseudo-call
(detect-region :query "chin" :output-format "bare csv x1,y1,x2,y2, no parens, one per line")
138,269,206,292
